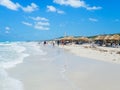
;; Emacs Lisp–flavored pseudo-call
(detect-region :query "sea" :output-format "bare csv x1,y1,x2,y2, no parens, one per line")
0,41,46,90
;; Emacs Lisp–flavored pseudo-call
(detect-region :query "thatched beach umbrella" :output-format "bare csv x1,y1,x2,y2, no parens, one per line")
73,37,89,44
108,34,120,46
103,35,112,46
73,37,82,41
73,37,78,41
81,37,89,41
109,34,120,41
94,36,105,40
60,36,74,44
104,35,111,40
94,35,106,46
74,37,89,41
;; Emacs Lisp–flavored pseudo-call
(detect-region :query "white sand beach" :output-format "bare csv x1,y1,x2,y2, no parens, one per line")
59,44,120,64
6,43,120,90
1,0,120,90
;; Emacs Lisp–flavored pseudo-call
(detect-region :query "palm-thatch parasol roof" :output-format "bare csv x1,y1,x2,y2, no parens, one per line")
94,35,105,40
81,37,89,41
104,35,112,40
109,34,120,40
73,37,89,41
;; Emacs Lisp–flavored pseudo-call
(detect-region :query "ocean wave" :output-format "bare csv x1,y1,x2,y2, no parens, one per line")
0,42,29,90
21,42,47,56
0,42,29,69
0,53,29,69
0,42,49,90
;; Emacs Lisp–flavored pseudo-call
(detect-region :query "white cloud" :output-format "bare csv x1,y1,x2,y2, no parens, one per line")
57,10,65,14
54,0,85,8
34,21,50,30
0,0,38,12
86,6,102,10
89,18,98,22
23,16,50,30
47,5,65,14
22,21,32,26
47,5,57,12
30,16,48,21
0,0,20,10
53,0,102,10
21,3,38,13
34,24,50,30
5,26,10,33
35,22,50,26
5,26,10,30
34,26,49,30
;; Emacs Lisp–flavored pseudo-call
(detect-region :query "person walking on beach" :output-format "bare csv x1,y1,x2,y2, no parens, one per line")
43,41,47,45
52,41,55,47
57,40,60,46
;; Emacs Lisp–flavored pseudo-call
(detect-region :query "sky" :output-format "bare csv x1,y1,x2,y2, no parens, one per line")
0,0,120,41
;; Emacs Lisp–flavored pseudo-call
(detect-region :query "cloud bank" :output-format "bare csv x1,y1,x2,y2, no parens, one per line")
47,5,65,14
53,0,102,10
0,0,38,12
22,16,50,30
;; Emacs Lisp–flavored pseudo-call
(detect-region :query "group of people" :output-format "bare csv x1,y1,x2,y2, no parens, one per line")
43,40,60,46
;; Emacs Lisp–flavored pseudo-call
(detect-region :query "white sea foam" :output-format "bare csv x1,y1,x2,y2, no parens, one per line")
0,42,29,90
0,69,23,90
21,42,47,56
0,41,48,90
0,53,29,69
0,42,29,69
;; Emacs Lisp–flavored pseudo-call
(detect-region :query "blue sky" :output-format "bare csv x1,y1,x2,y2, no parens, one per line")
0,0,120,41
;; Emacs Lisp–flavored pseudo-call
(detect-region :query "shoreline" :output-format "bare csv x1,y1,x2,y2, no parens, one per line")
59,44,120,64
6,44,120,90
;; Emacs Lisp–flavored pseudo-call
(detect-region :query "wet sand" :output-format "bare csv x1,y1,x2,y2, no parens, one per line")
7,45,120,90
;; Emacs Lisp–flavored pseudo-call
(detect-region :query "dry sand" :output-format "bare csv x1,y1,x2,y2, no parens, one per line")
59,44,120,64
